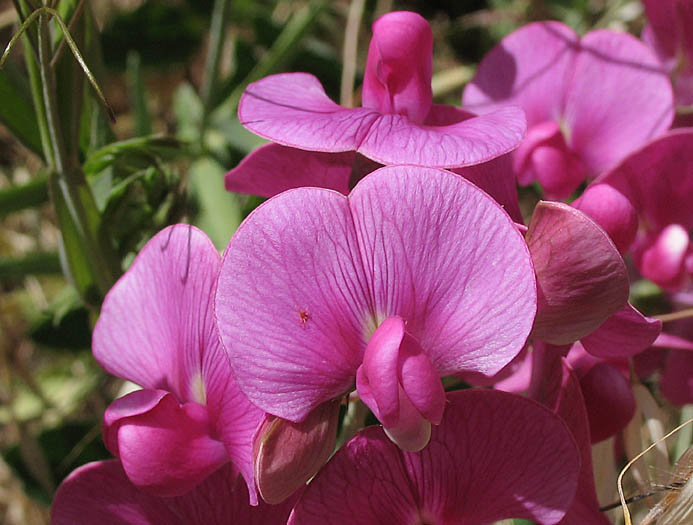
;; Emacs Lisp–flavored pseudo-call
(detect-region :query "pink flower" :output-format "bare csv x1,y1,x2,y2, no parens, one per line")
464,21,674,198
92,225,263,501
226,11,526,207
51,461,298,524
287,389,581,525
642,0,693,106
216,165,536,453
577,130,693,291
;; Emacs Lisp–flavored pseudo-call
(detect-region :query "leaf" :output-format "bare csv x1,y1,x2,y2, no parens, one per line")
0,64,43,155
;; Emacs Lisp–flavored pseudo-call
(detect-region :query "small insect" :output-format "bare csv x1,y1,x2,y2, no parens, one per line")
298,308,310,328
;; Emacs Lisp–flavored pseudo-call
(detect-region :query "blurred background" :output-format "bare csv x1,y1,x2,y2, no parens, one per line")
0,0,651,522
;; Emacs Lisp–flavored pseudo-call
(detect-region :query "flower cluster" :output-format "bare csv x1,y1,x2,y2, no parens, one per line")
53,6,693,525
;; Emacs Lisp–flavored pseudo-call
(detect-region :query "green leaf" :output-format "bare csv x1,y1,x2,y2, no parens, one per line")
0,64,43,155
83,135,184,176
30,287,92,351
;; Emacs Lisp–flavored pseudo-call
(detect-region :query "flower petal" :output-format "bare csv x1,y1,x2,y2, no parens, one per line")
239,73,525,168
289,390,580,525
580,303,662,359
661,349,693,405
362,11,432,123
527,201,630,345
452,152,523,223
52,461,298,525
564,30,674,174
253,399,340,504
103,390,229,497
225,144,353,197
217,187,370,422
350,165,536,376
463,21,579,125
92,225,220,402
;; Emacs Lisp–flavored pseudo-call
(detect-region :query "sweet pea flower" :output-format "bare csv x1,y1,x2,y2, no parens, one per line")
575,130,693,291
216,166,537,497
288,389,581,525
463,21,674,198
642,0,693,107
229,11,525,193
92,225,263,501
51,461,298,525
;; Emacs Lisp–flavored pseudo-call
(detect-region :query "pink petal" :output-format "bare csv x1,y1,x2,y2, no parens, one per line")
580,303,662,359
527,201,630,345
289,390,580,525
361,11,432,123
350,166,536,377
642,0,680,58
571,183,638,254
527,346,609,525
239,73,526,168
355,317,405,426
661,349,693,405
463,21,579,125
217,187,369,422
103,390,229,497
52,461,299,525
253,399,340,504
452,152,523,223
225,144,353,197
597,130,693,232
652,332,693,351
239,72,379,153
52,460,181,525
564,30,674,174
638,224,690,289
92,225,220,403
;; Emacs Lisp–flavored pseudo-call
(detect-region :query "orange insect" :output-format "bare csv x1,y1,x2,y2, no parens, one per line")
298,309,310,327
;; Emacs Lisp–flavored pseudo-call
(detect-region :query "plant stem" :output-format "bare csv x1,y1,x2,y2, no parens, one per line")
37,12,115,297
340,0,365,108
199,0,231,142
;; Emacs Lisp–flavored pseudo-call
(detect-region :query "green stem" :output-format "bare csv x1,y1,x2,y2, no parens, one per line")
37,13,115,297
199,0,231,142
0,251,61,279
335,398,368,450
0,176,49,218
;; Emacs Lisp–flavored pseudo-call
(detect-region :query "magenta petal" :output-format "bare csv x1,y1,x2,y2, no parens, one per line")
398,334,445,425
52,460,181,525
578,361,635,443
661,349,693,405
104,391,229,497
652,332,693,351
356,104,527,168
225,144,353,197
52,461,298,525
527,347,609,525
452,152,523,223
564,30,673,174
463,21,579,125
527,201,629,345
92,225,220,401
239,73,379,153
356,317,405,426
350,166,536,376
239,72,526,168
289,390,579,525
361,11,432,123
217,187,369,422
639,224,690,289
572,183,638,254
580,303,662,359
253,400,340,504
